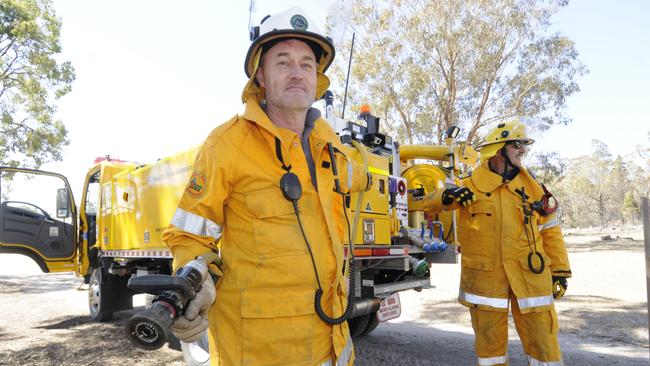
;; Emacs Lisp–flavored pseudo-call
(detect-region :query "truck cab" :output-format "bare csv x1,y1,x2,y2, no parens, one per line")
0,148,198,323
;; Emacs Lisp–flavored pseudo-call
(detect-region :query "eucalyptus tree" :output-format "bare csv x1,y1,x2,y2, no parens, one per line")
1,0,74,168
328,0,586,144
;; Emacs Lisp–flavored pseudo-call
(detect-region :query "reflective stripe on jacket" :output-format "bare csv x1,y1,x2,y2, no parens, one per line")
163,98,367,365
424,163,571,314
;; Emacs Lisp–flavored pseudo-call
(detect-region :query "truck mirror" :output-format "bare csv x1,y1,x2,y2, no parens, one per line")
56,188,70,218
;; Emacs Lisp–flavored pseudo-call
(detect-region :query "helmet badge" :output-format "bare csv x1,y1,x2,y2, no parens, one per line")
290,14,308,30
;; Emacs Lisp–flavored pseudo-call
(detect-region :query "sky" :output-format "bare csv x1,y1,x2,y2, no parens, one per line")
536,0,650,160
42,0,650,199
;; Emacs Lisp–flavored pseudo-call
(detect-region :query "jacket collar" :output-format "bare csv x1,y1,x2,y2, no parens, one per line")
471,163,505,193
471,162,539,197
240,97,331,156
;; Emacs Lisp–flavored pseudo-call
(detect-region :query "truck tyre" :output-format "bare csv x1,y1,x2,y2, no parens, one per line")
347,314,370,338
359,311,380,336
88,267,114,321
181,331,211,366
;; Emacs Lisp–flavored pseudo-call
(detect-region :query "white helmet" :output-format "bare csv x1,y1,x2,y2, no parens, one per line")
244,7,335,78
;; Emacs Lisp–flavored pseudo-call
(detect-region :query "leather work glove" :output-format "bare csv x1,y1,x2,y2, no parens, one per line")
552,276,568,300
442,186,476,207
171,274,216,342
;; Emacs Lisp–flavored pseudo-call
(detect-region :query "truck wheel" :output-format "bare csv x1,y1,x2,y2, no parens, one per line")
181,331,211,366
359,311,380,336
347,314,370,338
88,267,114,321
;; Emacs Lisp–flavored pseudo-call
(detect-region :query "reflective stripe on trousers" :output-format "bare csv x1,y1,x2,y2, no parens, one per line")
320,336,353,366
170,208,222,239
460,290,553,310
460,290,509,309
528,355,564,366
478,355,508,365
517,295,553,309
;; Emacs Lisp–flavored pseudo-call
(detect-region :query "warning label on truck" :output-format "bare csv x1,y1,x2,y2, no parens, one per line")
377,293,401,322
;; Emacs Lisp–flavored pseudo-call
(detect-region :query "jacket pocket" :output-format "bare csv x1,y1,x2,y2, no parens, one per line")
518,255,552,296
246,188,307,258
460,255,494,294
467,200,494,231
549,307,559,334
241,287,316,366
461,200,495,256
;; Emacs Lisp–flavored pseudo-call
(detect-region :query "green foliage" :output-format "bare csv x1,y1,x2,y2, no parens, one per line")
328,0,586,145
0,0,74,168
555,140,649,227
622,191,639,223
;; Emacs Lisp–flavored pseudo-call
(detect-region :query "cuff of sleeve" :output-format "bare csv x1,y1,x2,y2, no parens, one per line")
171,246,218,273
551,269,572,278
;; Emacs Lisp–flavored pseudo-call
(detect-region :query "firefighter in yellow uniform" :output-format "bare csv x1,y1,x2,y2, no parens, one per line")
162,7,370,366
424,121,571,366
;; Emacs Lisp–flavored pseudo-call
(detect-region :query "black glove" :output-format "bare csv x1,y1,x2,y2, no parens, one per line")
442,187,475,207
552,276,568,300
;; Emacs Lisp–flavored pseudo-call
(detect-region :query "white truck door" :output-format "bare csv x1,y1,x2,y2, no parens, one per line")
0,167,78,273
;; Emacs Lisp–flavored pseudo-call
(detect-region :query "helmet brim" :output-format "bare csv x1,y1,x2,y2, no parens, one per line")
477,138,535,150
244,30,335,78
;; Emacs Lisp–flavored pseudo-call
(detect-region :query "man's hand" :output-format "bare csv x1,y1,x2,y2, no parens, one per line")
442,187,476,207
552,276,568,300
171,274,216,343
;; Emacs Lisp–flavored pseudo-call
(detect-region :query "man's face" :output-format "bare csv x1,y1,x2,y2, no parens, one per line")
503,140,528,168
255,39,317,111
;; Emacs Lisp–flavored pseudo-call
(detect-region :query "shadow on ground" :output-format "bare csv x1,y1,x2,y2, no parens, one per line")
354,319,649,366
565,238,644,253
390,293,649,365
0,309,184,366
558,296,649,348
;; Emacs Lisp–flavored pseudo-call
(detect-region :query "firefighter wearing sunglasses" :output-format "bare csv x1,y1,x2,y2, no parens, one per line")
424,120,571,366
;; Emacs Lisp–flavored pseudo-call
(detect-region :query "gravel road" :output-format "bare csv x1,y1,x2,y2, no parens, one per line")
1,226,648,365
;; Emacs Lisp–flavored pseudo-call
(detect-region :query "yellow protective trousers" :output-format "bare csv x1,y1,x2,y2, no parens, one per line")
469,292,563,366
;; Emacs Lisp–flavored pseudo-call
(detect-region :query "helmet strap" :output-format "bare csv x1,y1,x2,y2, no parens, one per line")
498,146,519,182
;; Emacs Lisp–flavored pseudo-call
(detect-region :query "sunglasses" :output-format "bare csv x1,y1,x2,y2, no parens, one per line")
507,140,527,149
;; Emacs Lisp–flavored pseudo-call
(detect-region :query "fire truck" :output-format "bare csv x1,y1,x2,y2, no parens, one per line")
0,107,476,364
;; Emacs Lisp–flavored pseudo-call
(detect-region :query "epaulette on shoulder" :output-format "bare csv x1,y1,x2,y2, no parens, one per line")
204,114,240,146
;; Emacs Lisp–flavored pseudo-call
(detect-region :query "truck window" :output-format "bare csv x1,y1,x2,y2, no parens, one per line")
84,171,100,246
85,180,100,215
0,171,74,226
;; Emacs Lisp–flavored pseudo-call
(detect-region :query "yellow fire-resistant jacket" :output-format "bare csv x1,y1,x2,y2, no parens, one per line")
423,163,571,314
162,98,368,366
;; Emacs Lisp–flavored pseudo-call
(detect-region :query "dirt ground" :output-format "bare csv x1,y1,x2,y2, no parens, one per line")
1,226,648,365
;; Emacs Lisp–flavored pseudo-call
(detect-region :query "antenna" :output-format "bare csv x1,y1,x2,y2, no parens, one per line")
341,32,355,120
247,0,255,31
